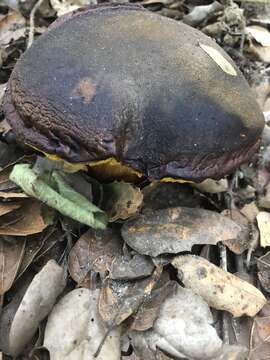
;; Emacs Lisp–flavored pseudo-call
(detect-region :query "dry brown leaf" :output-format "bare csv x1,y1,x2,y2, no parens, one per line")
257,252,270,293
0,202,22,216
247,43,270,63
222,209,250,254
0,237,25,295
240,202,259,222
0,10,26,47
172,255,266,317
131,280,177,331
257,212,270,247
192,178,228,193
99,267,162,328
249,303,270,360
122,207,241,256
16,230,52,279
103,181,143,221
0,200,46,236
68,228,122,284
0,191,28,199
109,254,154,280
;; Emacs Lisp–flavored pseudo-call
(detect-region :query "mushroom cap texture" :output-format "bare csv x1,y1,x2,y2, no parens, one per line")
3,3,264,181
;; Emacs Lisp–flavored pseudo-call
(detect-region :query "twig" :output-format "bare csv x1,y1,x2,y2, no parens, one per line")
28,0,44,48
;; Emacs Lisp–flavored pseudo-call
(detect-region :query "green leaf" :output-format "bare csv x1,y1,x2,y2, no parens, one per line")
9,164,107,229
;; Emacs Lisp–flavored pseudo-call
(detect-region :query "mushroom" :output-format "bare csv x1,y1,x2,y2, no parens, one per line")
3,3,264,182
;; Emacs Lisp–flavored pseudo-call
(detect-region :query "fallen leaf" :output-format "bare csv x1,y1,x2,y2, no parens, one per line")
0,191,28,199
257,252,270,293
16,229,54,279
44,288,121,360
122,207,241,256
7,260,66,356
0,201,22,216
192,178,228,193
0,10,26,47
99,267,162,328
240,202,259,222
172,255,266,317
103,181,143,221
249,303,270,360
142,182,201,211
222,209,250,254
10,164,107,229
50,0,94,16
246,26,270,47
0,237,25,295
257,212,270,247
0,200,46,236
0,271,35,355
109,254,154,280
131,331,177,360
247,43,270,63
183,1,223,26
68,228,123,283
131,280,177,331
131,285,222,360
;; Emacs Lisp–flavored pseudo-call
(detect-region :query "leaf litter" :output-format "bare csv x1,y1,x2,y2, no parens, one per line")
1,1,270,359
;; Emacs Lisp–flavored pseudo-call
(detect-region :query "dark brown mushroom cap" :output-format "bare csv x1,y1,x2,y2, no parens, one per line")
3,3,264,181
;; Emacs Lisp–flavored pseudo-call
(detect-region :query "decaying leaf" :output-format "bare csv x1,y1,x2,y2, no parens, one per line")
10,164,107,229
109,254,154,280
50,0,96,16
122,207,241,256
257,252,270,293
68,228,122,283
131,285,222,360
0,271,35,355
0,10,26,47
0,191,28,199
44,288,121,360
99,267,162,328
257,211,270,247
246,26,270,47
102,181,143,221
16,229,55,279
247,43,270,63
6,260,66,356
183,1,223,26
0,237,25,295
192,178,228,193
172,255,266,317
0,202,22,216
248,303,270,360
222,209,250,254
0,200,46,236
131,280,177,331
240,202,259,222
142,182,201,211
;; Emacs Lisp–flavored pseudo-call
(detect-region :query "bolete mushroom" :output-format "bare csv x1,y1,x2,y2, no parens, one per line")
3,3,265,182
